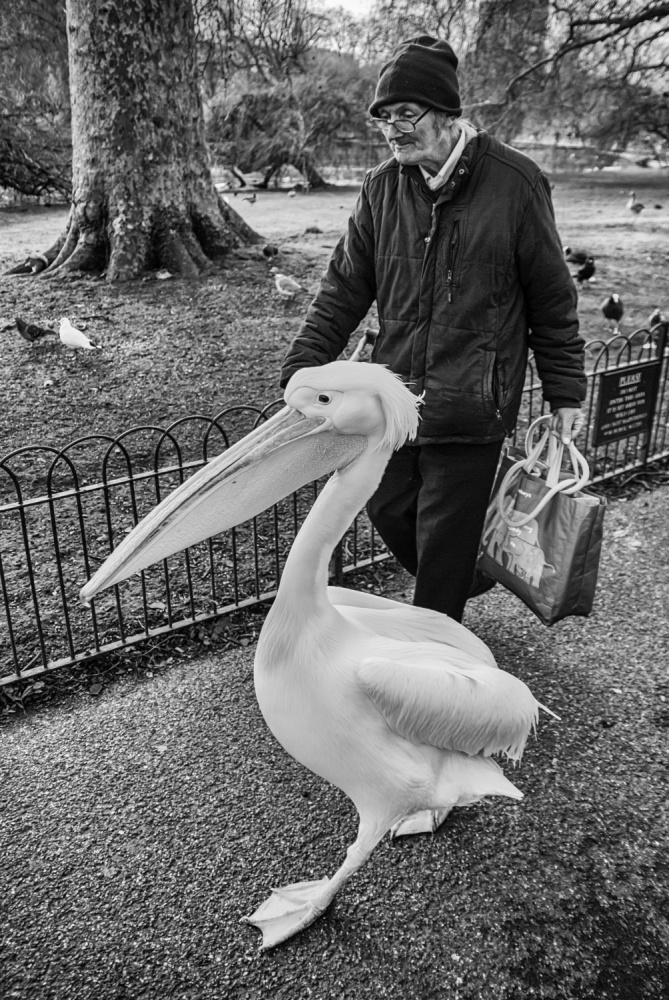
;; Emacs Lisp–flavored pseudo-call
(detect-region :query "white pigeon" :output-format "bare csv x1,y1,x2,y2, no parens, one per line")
270,268,303,300
59,317,101,351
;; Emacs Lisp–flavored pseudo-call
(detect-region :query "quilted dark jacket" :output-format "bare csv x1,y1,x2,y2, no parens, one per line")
280,130,586,444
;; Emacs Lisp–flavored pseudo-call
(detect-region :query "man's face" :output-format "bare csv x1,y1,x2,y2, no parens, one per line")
375,102,453,169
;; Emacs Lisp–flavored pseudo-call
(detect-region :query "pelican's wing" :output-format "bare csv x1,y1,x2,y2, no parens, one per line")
328,586,497,667
357,655,539,760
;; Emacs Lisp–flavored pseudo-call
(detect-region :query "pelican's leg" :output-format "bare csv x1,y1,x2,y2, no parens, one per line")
242,820,386,951
390,807,452,838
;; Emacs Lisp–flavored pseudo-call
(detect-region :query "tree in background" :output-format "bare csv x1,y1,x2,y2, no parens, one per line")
368,0,669,155
209,52,373,188
495,0,669,155
10,0,257,281
201,0,375,187
0,0,71,199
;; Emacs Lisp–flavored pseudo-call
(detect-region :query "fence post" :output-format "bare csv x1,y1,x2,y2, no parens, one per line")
331,540,345,586
640,321,668,469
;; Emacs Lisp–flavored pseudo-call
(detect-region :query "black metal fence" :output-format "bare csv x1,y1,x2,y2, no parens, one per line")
2,326,668,686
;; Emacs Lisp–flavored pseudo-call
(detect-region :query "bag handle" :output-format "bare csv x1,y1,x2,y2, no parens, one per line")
498,415,590,528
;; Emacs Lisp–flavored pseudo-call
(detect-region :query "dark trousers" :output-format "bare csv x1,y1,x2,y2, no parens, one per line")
367,440,504,623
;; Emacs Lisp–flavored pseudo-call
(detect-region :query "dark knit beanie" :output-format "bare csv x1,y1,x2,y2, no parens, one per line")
369,35,462,117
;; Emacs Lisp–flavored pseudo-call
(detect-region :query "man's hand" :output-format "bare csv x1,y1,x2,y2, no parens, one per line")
550,407,585,444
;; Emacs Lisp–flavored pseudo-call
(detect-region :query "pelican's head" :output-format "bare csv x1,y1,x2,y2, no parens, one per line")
80,362,421,602
285,361,420,452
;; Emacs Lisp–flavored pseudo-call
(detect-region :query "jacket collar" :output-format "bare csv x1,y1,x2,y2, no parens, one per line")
402,128,486,202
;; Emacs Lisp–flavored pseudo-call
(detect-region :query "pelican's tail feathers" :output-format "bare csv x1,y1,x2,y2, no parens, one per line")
435,753,524,809
494,725,534,764
537,700,561,721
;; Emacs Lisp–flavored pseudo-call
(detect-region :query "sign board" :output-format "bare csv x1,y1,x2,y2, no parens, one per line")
593,360,662,447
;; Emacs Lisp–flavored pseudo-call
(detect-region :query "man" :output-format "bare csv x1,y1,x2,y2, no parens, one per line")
280,35,586,623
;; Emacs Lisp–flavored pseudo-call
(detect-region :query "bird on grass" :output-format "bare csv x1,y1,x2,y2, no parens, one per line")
348,327,378,362
626,191,644,215
243,193,257,204
601,294,624,333
649,307,666,328
15,316,57,343
262,244,279,259
563,246,591,266
59,317,102,351
575,257,596,286
80,361,551,952
270,267,303,300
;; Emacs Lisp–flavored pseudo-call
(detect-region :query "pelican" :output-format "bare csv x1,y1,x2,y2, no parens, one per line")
80,362,548,950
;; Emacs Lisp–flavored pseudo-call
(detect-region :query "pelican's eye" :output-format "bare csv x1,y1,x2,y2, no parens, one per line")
317,393,332,404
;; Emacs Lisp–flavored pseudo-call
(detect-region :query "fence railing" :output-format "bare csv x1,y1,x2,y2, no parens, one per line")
2,325,668,686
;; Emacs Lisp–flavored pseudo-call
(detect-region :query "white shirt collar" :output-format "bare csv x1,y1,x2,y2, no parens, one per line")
419,128,467,191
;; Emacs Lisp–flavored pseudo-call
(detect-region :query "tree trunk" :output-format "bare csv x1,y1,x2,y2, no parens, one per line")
293,155,328,189
36,0,259,281
468,0,550,140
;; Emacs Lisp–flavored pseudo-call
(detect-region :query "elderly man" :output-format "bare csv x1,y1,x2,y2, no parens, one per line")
280,34,586,623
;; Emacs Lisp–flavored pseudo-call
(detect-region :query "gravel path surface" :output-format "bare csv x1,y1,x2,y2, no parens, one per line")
1,485,668,1000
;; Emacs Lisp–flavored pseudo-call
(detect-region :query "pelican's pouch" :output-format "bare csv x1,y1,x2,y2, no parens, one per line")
477,416,606,626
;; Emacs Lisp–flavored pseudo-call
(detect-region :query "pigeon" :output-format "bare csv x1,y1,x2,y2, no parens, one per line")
649,307,666,328
601,294,624,333
242,193,256,204
270,268,303,300
59,317,102,350
626,191,644,215
262,244,279,258
348,328,378,362
563,246,590,266
575,257,596,285
288,189,297,198
15,316,57,343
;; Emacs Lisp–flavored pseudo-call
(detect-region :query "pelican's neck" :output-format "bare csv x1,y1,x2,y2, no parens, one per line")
279,443,391,604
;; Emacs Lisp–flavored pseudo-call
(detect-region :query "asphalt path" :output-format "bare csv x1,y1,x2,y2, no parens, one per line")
1,484,668,1000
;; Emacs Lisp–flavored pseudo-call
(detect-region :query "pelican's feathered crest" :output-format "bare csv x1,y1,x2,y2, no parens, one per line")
286,361,421,451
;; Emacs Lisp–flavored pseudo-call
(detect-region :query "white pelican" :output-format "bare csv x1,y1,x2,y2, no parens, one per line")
80,362,547,951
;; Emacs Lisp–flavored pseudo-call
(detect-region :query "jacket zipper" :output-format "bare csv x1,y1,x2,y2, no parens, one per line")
491,363,510,433
446,221,460,302
424,203,438,247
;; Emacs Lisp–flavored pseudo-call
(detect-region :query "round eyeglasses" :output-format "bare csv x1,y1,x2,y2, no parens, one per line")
368,107,432,133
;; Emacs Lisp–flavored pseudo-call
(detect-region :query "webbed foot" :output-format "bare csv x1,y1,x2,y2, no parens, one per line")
241,877,331,950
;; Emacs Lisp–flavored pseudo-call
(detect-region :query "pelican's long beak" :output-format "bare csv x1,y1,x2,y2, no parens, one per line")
80,406,366,603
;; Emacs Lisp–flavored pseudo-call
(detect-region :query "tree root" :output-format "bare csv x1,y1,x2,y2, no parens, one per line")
6,195,260,282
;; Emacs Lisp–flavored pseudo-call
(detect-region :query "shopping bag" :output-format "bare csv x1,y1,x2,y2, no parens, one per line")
477,415,606,626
